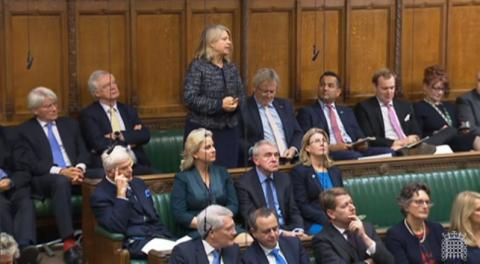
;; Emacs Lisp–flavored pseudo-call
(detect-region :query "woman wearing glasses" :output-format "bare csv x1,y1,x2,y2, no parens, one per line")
414,65,480,151
290,128,343,235
385,182,444,263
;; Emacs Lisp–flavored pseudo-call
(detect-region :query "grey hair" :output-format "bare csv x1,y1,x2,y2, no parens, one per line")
252,68,280,89
88,70,111,97
197,205,233,237
180,128,213,171
0,232,19,260
101,145,136,171
251,139,277,158
27,87,57,110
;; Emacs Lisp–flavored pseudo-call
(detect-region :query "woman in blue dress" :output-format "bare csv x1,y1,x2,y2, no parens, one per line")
290,128,343,235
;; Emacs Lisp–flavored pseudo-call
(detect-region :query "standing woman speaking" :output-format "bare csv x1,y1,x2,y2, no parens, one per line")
183,24,244,168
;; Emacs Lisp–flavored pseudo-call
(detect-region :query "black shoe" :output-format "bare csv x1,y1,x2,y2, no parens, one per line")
63,245,83,264
18,245,39,264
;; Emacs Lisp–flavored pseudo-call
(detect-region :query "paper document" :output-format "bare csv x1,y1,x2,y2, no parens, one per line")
141,235,191,254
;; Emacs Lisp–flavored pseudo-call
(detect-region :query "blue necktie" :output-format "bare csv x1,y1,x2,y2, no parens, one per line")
270,248,287,264
265,177,276,209
46,123,66,167
212,249,221,264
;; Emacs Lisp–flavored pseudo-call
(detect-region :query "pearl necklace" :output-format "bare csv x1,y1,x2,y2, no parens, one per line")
404,218,426,243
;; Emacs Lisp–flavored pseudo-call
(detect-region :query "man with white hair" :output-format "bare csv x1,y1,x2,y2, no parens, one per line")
169,205,240,263
79,70,153,175
90,145,171,259
16,87,91,264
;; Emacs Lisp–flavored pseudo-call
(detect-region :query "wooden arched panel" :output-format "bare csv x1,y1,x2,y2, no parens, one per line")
448,2,480,97
402,2,445,101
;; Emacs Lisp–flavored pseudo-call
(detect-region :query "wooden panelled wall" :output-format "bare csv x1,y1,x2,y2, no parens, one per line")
1,0,480,128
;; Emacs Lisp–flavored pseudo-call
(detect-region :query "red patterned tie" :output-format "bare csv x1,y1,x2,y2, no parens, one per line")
327,104,344,143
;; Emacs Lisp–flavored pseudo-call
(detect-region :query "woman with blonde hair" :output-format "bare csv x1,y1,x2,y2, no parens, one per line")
171,128,239,238
183,24,244,168
290,128,343,234
445,191,480,263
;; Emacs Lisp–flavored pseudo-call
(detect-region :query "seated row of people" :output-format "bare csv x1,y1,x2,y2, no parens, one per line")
0,70,153,264
91,143,480,263
236,65,480,167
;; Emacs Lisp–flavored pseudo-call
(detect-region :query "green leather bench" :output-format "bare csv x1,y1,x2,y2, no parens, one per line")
345,168,480,229
144,130,184,173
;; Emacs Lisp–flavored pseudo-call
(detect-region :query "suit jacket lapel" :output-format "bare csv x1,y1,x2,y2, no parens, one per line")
30,119,53,162
247,97,264,137
279,238,295,263
251,241,269,264
312,101,329,127
371,99,386,136
194,239,210,263
308,166,324,192
273,99,289,140
116,103,129,128
272,172,286,216
94,101,113,132
251,169,267,207
327,224,358,261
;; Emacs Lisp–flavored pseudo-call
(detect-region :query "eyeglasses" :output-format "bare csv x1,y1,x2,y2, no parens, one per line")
412,199,434,207
309,138,327,145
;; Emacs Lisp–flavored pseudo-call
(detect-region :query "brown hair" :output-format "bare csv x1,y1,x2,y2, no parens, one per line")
320,187,350,212
372,68,396,86
423,65,449,96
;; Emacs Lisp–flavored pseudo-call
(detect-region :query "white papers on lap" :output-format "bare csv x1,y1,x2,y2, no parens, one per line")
141,235,191,254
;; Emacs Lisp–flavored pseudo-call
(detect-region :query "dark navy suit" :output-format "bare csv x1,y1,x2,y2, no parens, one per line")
290,165,343,230
235,168,303,231
354,97,421,148
0,125,36,247
241,236,310,264
15,117,90,239
79,101,152,175
385,220,444,264
297,101,393,160
90,177,171,258
313,222,395,264
238,96,303,166
169,238,240,264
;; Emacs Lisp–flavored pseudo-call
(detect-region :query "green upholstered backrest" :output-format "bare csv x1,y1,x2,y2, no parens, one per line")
344,168,480,229
144,130,184,173
35,195,82,218
151,192,179,237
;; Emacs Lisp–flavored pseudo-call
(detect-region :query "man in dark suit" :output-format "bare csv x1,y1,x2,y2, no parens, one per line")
242,207,310,264
456,71,480,135
297,71,394,160
238,68,303,166
236,140,304,238
0,125,39,263
15,87,89,264
354,68,421,150
79,70,152,175
90,145,171,259
170,205,240,264
313,187,394,264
